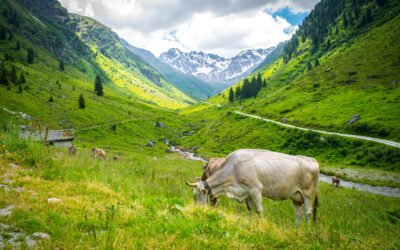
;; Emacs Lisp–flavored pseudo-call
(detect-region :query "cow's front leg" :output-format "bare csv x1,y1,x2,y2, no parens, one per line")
249,189,263,217
304,195,313,223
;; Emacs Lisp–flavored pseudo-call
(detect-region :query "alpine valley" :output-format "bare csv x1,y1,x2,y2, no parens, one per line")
0,0,400,249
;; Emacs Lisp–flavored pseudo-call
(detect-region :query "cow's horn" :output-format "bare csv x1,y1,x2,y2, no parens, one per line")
184,181,197,187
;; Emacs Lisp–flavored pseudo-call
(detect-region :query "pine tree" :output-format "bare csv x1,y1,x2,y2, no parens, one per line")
235,86,241,100
256,73,262,92
27,48,34,64
18,85,22,93
315,59,320,67
59,60,64,71
15,41,20,50
94,74,103,96
343,13,348,27
79,94,85,109
1,66,8,86
72,86,75,91
228,87,234,102
19,72,25,84
48,95,54,102
0,28,6,40
263,79,266,88
11,65,17,83
307,62,313,71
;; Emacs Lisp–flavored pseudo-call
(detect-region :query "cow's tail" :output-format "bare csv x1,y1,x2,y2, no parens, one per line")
312,171,319,222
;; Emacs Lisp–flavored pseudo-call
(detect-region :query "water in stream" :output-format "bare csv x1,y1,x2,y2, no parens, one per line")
171,146,400,198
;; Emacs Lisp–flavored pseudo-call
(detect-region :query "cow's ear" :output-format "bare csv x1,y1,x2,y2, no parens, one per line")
202,164,207,169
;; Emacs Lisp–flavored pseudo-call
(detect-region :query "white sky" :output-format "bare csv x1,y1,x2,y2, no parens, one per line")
59,0,319,57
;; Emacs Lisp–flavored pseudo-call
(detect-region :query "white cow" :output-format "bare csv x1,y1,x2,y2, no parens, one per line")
185,149,319,227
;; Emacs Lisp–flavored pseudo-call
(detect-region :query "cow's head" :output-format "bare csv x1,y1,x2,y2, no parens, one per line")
185,178,208,204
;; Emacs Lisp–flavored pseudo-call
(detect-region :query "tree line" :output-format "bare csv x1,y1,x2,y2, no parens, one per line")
229,73,266,102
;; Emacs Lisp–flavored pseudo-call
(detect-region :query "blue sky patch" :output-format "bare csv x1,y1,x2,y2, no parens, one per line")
266,7,309,26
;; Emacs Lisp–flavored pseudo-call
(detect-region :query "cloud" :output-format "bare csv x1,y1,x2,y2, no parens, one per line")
59,0,320,57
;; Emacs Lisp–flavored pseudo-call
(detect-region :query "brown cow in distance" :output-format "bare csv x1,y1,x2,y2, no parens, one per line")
91,147,106,159
332,176,340,187
69,145,77,155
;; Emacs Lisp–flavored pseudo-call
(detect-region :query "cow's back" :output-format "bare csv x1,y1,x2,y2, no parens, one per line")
228,149,319,200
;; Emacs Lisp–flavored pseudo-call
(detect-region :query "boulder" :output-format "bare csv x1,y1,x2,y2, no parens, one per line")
156,122,166,128
146,140,156,147
347,114,361,125
325,68,332,72
281,118,289,123
47,198,62,203
163,139,170,145
19,125,28,130
32,232,50,240
165,148,172,153
187,131,195,136
193,146,200,151
188,122,200,127
390,81,397,85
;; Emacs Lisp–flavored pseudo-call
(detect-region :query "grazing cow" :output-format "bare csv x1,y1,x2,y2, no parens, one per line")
332,176,340,187
113,156,121,161
197,158,226,205
68,145,77,155
185,149,319,227
91,147,106,159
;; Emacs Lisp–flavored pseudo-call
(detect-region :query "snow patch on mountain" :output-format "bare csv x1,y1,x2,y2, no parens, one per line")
158,47,275,84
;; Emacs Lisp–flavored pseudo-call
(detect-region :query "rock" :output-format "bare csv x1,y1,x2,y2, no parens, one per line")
193,146,200,151
325,68,332,72
165,148,172,153
214,129,219,132
32,232,50,240
8,163,18,168
19,125,28,130
188,122,200,127
201,120,208,123
0,206,14,217
281,118,289,123
47,198,62,203
146,140,156,147
138,148,143,151
347,114,361,125
390,81,397,85
106,145,111,149
153,157,157,160
215,122,221,126
163,139,170,145
156,122,166,128
175,135,179,139
187,131,195,136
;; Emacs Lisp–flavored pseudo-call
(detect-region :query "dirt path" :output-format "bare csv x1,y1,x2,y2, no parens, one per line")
235,111,400,148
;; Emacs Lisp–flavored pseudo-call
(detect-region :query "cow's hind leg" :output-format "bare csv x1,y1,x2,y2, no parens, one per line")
293,201,303,228
303,195,313,223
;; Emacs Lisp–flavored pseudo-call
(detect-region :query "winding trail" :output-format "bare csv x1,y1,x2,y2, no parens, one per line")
234,111,400,148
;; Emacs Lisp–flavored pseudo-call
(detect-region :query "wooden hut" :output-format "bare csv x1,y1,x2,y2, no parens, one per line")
19,129,74,147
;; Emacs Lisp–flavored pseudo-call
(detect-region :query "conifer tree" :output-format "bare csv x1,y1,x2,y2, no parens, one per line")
94,74,103,96
343,13,348,27
48,95,54,102
0,28,6,40
228,87,234,103
79,94,85,109
16,41,20,50
19,72,25,84
262,79,266,88
315,59,320,67
27,48,34,64
59,60,64,71
235,86,241,100
307,62,313,71
1,66,8,86
256,73,262,92
11,65,17,83
18,85,22,93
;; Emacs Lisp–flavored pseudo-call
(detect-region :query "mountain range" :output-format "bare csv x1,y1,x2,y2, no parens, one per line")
159,47,275,84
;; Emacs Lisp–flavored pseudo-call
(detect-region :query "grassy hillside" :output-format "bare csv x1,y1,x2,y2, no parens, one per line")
206,0,400,141
70,14,194,108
